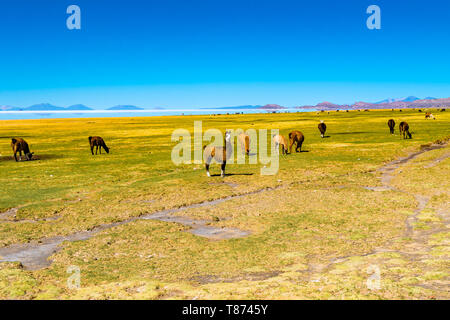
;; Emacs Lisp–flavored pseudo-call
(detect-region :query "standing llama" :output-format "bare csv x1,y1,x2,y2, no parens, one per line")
203,131,232,177
318,121,327,138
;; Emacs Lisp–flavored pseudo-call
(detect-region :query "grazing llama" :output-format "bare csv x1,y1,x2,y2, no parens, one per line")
273,134,289,155
89,136,110,155
203,131,232,177
288,131,305,153
11,138,34,162
238,133,250,155
387,119,395,134
399,122,412,139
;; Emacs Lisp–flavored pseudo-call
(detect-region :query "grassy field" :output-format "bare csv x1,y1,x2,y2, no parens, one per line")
0,109,449,299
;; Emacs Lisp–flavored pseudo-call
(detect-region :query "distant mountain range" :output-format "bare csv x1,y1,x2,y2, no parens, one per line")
210,105,262,110
374,96,436,104
1,97,448,112
0,104,146,111
107,105,144,110
66,104,92,111
258,104,287,110
213,104,286,110
296,97,450,111
212,98,449,111
0,103,93,111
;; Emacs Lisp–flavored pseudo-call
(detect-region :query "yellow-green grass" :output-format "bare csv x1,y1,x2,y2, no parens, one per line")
0,109,449,299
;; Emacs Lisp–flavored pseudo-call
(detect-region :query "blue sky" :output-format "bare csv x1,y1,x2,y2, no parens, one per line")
0,0,449,108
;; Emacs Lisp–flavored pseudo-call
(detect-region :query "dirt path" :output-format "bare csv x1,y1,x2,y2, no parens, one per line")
296,142,449,298
185,142,448,299
0,187,281,269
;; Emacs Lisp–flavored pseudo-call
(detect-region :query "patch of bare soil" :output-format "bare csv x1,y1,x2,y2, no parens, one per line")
190,271,282,285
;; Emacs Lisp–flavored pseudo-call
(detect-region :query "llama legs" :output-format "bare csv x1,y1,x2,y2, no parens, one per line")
221,161,226,177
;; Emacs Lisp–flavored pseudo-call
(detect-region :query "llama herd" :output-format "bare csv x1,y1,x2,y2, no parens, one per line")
6,112,429,179
204,124,318,176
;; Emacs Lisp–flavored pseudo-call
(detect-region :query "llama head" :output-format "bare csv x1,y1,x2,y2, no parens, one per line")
407,131,412,139
26,152,34,160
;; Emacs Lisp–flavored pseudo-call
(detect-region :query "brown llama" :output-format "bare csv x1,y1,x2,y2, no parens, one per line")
399,122,412,139
289,131,305,153
318,121,327,138
273,134,289,155
11,138,34,162
238,133,250,155
203,131,232,177
89,136,110,155
387,119,395,134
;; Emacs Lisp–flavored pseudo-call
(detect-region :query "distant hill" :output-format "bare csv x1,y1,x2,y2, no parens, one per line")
212,105,262,110
375,96,420,104
0,105,22,111
375,99,395,104
352,101,374,108
258,104,286,110
26,103,65,111
107,105,144,110
402,96,420,102
66,104,93,110
316,101,343,109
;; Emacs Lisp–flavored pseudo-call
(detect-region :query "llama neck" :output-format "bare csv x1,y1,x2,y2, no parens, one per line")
224,139,233,158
